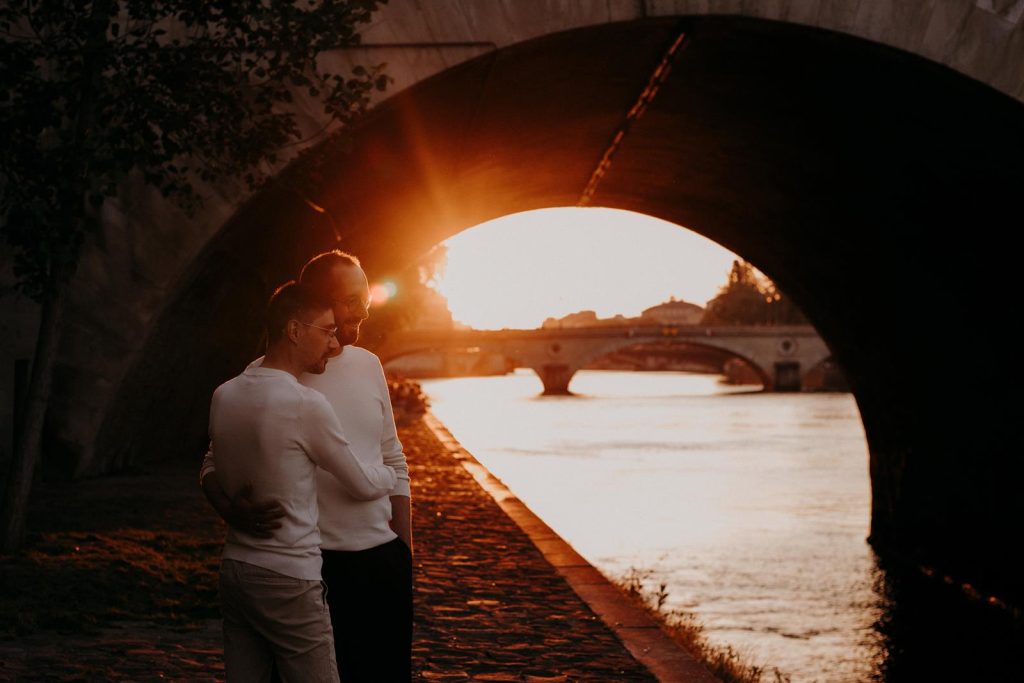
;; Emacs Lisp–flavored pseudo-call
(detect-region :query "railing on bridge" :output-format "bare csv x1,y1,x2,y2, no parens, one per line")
388,324,821,342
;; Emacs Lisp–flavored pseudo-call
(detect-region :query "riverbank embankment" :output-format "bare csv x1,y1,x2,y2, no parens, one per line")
422,413,718,682
0,414,715,681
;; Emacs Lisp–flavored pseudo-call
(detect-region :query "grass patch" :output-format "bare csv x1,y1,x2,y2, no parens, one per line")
0,528,221,638
0,462,225,639
614,567,791,683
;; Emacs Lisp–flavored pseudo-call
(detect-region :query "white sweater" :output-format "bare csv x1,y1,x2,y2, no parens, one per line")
203,346,410,553
208,365,397,579
302,346,411,551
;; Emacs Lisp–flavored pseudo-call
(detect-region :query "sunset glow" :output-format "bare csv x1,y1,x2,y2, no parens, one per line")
430,208,741,330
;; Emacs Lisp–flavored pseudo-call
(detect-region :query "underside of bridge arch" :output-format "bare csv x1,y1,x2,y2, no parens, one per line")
575,340,774,392
97,17,1024,604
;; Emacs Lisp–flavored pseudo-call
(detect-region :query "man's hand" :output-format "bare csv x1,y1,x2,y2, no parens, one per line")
227,483,285,538
389,495,413,555
202,471,285,539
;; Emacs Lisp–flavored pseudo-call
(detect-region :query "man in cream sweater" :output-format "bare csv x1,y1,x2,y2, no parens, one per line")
202,251,413,682
208,281,397,682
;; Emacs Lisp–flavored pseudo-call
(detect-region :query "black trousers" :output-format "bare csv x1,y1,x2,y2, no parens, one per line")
321,538,413,682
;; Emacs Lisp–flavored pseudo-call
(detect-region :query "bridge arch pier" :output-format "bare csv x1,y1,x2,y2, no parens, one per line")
773,361,800,392
533,363,578,396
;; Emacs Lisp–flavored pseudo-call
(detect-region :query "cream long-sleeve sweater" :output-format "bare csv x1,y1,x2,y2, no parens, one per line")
208,365,397,580
203,346,410,553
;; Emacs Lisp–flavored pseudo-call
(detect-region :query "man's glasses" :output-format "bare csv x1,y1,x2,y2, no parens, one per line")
296,321,338,338
332,296,372,312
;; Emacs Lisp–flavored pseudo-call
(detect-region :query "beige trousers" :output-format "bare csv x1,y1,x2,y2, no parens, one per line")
219,559,339,683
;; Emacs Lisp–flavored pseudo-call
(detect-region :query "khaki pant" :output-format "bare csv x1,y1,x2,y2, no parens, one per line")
219,559,339,683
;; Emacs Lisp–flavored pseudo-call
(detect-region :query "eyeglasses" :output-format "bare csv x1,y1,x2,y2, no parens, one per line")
332,296,372,312
296,321,338,338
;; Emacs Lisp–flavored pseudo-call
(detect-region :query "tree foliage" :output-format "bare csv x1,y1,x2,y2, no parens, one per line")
0,0,388,551
702,259,808,325
0,0,387,298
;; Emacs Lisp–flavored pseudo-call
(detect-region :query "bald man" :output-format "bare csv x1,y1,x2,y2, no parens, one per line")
203,251,413,682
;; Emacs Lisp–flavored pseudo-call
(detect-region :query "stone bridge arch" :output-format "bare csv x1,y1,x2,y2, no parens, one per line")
526,336,776,396
356,0,1024,108
3,7,1022,605
566,337,779,393
377,328,827,395
579,337,778,388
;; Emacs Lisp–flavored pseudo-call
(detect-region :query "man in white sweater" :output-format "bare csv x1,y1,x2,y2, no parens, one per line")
208,281,398,682
202,251,413,682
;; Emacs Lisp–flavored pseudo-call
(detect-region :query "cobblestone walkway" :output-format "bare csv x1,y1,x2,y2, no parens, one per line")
405,418,656,682
0,417,656,682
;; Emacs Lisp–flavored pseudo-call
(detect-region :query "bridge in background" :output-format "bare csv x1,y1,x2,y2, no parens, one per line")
379,325,830,394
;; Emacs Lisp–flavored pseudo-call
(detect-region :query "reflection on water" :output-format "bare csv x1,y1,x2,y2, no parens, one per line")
421,370,1018,682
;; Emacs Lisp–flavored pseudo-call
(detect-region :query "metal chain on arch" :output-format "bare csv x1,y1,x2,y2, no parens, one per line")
577,28,689,207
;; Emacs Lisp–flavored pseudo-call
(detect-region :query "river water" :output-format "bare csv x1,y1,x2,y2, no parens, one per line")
421,369,884,682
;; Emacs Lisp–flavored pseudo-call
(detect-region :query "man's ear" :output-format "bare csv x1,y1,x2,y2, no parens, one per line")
284,319,303,344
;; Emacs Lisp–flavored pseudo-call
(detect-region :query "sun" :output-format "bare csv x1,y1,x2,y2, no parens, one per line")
430,207,740,330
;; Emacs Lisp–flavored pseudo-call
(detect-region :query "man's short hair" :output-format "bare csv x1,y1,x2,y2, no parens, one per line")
299,249,361,300
266,281,332,345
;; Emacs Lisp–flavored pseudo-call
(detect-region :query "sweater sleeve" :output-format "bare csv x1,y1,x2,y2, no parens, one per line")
199,442,216,487
300,392,397,500
201,388,221,487
375,358,411,497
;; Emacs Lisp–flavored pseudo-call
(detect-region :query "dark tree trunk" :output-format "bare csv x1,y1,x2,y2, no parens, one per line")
0,0,111,552
0,264,70,552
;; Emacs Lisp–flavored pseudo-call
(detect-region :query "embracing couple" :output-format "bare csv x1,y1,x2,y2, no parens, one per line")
201,250,412,682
